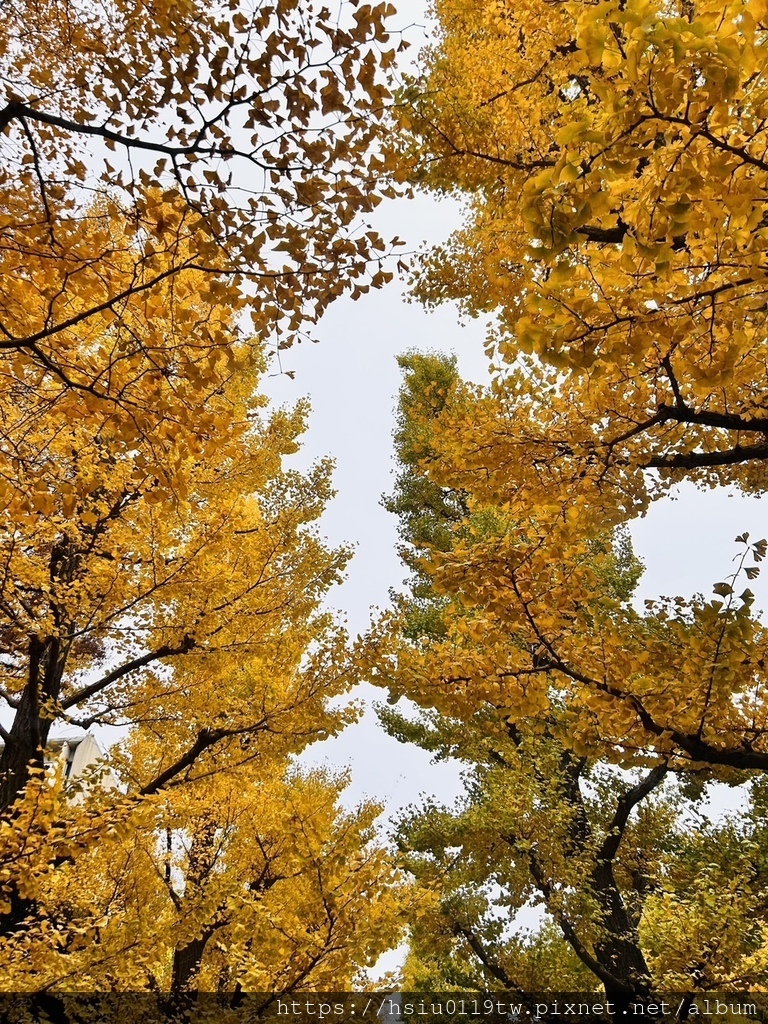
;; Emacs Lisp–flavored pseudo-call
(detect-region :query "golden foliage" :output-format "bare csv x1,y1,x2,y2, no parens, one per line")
1,0,404,386
4,762,403,994
0,0,408,988
362,355,768,1001
384,0,768,772
406,0,768,498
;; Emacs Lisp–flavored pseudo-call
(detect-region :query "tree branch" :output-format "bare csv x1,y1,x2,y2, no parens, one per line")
453,923,528,998
508,574,768,770
139,720,268,796
657,404,768,434
644,443,768,470
598,765,668,864
60,636,195,710
522,844,632,993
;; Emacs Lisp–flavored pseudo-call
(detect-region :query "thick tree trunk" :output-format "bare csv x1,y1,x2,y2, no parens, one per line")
0,636,65,810
170,930,215,994
535,753,653,1010
169,821,221,997
0,636,68,936
591,868,651,994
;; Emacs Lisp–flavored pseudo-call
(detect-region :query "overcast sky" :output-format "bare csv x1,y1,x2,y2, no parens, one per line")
262,171,768,822
262,188,481,816
252,1,768,820
38,0,766,827
257,0,768,819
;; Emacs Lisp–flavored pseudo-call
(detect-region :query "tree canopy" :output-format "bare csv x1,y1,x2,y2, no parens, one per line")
0,0,407,994
368,0,768,1004
363,353,768,1014
404,0,768,502
1,0,404,454
383,0,768,776
9,753,402,997
8,0,768,1007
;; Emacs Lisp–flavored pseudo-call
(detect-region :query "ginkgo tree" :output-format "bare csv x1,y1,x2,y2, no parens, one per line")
0,0,407,805
0,319,412,992
0,337,348,808
404,0,768,501
0,3,406,661
6,735,403,996
388,707,768,1011
369,354,768,773
0,0,411,979
0,315,375,949
1,0,404,405
363,354,768,1011
389,0,768,775
387,705,768,1010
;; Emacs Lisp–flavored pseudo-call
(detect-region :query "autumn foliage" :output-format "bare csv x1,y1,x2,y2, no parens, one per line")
355,0,768,1009
6,0,768,1010
0,0,404,998
390,0,768,773
364,354,768,1006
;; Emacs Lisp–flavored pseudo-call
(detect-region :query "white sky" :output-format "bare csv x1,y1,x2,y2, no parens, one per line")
263,189,480,817
261,0,768,816
9,0,759,972
36,0,768,828
263,172,768,822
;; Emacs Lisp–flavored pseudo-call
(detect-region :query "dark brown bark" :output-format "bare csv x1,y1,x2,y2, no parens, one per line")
558,756,656,999
590,858,652,997
498,749,663,1013
0,635,65,809
169,929,217,995
169,821,221,997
